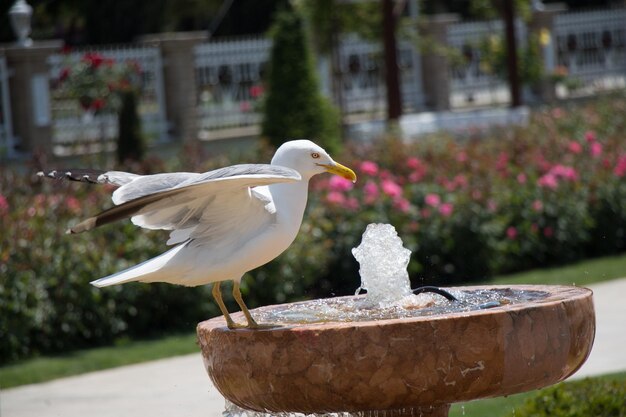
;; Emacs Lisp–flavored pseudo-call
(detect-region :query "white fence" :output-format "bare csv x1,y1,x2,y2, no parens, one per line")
195,38,270,133
448,19,528,106
48,45,168,156
2,8,625,157
337,35,423,115
554,8,626,89
0,55,16,159
194,35,424,132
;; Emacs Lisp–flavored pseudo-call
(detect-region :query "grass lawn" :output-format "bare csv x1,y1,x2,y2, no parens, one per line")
449,371,626,417
0,333,197,389
488,253,626,287
2,253,625,389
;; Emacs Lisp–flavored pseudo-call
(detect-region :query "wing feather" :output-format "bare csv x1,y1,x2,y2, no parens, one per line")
68,164,300,234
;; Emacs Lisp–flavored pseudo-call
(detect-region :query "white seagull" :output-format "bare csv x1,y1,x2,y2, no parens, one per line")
39,140,356,329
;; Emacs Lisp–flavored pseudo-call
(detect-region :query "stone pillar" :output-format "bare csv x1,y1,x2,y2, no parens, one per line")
529,3,567,103
139,32,207,142
1,40,62,154
419,14,459,111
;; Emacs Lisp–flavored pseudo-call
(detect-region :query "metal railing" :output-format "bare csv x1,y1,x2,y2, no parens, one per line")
554,8,626,89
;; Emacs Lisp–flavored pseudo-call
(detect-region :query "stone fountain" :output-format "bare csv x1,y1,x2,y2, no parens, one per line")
197,224,595,416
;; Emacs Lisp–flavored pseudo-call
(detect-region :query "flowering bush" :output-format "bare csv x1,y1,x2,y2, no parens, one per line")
56,52,142,113
284,94,626,295
2,95,626,363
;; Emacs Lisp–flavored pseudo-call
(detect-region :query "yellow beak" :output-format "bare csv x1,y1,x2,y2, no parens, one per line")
320,162,357,183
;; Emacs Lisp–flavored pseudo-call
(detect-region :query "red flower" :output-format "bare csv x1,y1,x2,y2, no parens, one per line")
91,98,106,111
59,68,71,82
249,84,264,99
83,52,105,69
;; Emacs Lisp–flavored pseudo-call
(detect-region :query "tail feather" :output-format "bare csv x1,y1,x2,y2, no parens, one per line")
91,242,188,287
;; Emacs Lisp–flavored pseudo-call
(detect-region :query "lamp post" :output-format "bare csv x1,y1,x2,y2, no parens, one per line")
9,0,33,47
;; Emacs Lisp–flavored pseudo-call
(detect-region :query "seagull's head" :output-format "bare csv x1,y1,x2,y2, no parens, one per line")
272,140,357,183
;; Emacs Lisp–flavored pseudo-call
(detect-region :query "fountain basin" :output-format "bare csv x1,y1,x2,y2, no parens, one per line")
197,285,594,415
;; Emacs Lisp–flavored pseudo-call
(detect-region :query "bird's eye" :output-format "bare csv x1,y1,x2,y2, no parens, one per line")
311,152,320,159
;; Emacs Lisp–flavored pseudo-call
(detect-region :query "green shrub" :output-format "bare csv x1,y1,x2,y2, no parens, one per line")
261,7,341,154
117,90,145,163
513,378,626,417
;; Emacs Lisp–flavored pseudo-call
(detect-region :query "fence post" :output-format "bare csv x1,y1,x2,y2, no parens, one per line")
419,14,459,111
529,3,567,103
139,32,207,142
2,40,62,155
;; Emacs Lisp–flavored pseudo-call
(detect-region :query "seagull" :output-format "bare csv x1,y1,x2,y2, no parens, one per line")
39,140,356,329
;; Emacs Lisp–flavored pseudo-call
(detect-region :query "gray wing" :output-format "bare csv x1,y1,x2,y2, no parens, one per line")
69,164,301,235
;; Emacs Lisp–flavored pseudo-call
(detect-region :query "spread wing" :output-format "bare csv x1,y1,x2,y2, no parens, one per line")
67,164,301,247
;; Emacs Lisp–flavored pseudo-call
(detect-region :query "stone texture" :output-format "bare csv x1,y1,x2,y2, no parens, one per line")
197,285,594,414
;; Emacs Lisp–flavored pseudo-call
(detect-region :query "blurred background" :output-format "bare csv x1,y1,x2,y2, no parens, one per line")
1,0,625,375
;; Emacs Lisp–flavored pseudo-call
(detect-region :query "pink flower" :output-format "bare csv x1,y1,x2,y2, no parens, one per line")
538,173,558,189
424,193,441,207
239,101,251,112
66,196,81,214
381,179,402,198
454,174,468,189
456,151,468,163
407,157,427,183
532,200,543,212
345,197,359,211
590,142,602,158
614,155,626,177
0,194,8,215
543,226,554,238
567,141,582,154
326,191,346,205
329,175,354,192
487,199,498,212
496,152,509,172
550,164,578,181
359,161,379,176
517,173,527,184
438,202,454,217
406,157,421,170
584,130,597,143
363,181,379,204
506,226,518,240
393,198,411,213
551,107,564,119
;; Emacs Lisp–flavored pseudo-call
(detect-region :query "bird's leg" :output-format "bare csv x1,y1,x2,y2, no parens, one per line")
212,281,241,329
232,281,262,328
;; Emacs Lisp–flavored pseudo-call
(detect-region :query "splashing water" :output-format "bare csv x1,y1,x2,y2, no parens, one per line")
352,223,413,307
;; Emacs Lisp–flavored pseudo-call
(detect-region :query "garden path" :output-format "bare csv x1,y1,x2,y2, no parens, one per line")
2,278,625,417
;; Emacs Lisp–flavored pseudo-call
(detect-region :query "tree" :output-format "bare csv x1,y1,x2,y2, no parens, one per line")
261,7,341,154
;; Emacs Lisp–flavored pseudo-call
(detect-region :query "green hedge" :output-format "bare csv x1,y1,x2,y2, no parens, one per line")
514,377,626,417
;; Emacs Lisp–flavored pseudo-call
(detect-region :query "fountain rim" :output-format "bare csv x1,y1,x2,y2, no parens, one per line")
200,284,593,331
